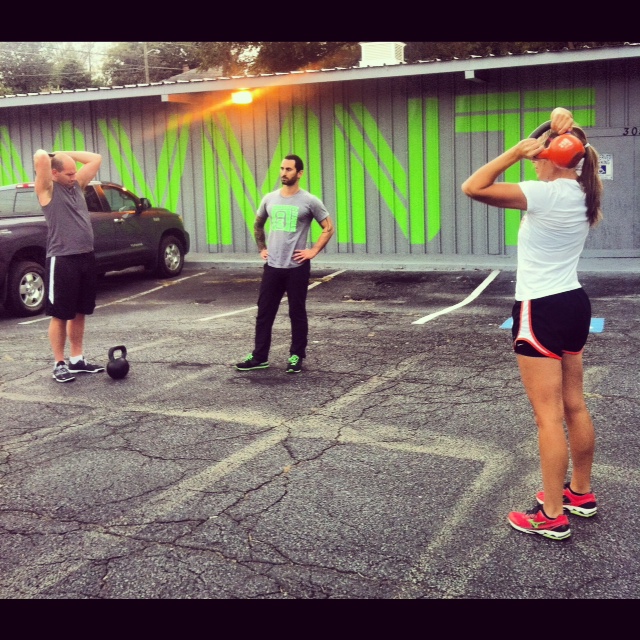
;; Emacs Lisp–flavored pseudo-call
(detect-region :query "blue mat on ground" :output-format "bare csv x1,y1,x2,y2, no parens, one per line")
500,317,604,333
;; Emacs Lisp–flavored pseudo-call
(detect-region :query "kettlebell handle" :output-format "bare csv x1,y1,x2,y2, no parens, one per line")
528,120,552,139
529,120,582,142
109,345,127,360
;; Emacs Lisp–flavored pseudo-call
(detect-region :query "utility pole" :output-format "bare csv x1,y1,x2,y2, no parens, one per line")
143,42,150,83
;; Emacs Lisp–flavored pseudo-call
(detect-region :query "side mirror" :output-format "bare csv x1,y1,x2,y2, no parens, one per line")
139,197,152,211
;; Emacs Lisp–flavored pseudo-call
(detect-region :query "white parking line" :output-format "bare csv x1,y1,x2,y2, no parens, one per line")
197,268,347,322
308,269,347,290
198,305,259,321
18,271,207,325
412,270,501,325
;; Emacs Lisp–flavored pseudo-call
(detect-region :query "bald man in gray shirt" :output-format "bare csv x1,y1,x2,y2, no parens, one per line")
34,148,104,383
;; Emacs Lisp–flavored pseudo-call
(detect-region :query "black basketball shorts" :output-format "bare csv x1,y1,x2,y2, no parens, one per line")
511,288,591,360
45,252,97,320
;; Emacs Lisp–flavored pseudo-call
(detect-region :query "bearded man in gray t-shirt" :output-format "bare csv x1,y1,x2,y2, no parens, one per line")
236,154,335,374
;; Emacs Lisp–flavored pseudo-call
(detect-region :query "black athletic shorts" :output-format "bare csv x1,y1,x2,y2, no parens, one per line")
511,288,591,360
45,252,97,320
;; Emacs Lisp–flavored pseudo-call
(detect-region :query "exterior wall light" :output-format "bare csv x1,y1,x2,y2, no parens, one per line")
231,90,253,105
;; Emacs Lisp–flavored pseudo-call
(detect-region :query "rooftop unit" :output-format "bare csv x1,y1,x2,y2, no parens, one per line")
359,42,406,67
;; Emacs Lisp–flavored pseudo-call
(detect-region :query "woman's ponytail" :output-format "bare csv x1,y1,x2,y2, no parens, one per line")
572,126,603,227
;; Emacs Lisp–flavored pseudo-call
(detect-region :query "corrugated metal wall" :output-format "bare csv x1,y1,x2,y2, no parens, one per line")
1,57,638,258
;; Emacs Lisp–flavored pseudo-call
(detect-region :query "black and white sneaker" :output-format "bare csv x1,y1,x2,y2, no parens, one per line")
68,359,105,374
52,361,75,383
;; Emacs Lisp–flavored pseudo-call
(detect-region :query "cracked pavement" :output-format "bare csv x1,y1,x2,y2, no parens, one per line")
0,265,638,599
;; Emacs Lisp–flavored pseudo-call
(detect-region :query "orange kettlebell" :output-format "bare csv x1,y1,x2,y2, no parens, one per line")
529,120,586,169
536,133,586,169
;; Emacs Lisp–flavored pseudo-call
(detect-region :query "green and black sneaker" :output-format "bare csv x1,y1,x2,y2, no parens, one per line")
285,355,302,373
235,354,269,371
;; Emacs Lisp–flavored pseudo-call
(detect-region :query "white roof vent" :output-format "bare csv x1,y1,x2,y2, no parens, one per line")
359,42,406,67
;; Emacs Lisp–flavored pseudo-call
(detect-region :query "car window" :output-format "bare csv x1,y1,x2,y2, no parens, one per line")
83,187,102,212
0,189,41,217
0,190,15,214
15,190,40,213
102,186,136,213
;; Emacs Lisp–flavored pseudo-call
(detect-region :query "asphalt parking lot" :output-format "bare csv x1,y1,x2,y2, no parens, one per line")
0,259,638,599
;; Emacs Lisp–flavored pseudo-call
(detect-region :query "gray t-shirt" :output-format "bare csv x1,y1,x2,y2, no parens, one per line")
41,181,94,258
257,188,330,269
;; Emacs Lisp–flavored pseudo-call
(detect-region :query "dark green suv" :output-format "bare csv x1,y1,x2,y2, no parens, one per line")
0,182,190,317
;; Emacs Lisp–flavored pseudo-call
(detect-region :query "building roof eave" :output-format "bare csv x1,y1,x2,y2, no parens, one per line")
1,44,639,109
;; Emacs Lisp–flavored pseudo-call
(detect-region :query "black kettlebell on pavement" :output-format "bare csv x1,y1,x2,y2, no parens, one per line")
107,345,130,380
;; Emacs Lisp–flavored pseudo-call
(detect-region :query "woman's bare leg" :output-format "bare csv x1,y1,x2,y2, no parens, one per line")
517,354,567,518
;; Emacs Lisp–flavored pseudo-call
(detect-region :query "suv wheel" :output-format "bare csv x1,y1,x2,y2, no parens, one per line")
6,260,46,317
155,235,184,278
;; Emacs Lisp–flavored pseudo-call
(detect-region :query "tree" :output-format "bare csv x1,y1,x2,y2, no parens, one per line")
194,42,361,75
194,42,254,76
57,58,92,90
0,42,54,94
195,41,630,76
101,42,201,85
249,42,359,73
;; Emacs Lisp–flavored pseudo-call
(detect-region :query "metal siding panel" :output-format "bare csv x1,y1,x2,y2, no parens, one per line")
345,80,379,254
391,78,411,255
318,84,339,255
425,75,450,256
185,113,205,253
584,132,638,253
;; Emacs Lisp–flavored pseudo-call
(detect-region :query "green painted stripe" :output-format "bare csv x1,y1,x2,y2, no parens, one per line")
334,105,367,245
168,113,192,212
98,116,191,209
155,113,192,210
97,119,152,198
305,107,324,243
455,88,597,247
155,117,174,207
0,127,29,184
333,120,351,245
262,119,289,195
425,97,441,242
306,108,323,198
350,103,407,198
573,108,595,127
503,113,523,246
211,114,256,233
54,121,85,154
524,88,595,108
336,104,408,237
207,120,234,245
456,113,516,133
217,164,233,246
336,104,368,243
350,149,366,244
456,93,520,113
202,121,219,245
216,112,259,211
407,97,425,245
292,105,309,192
97,119,134,187
504,208,521,246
